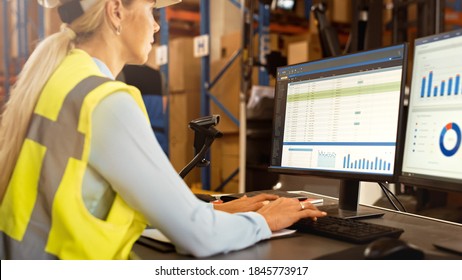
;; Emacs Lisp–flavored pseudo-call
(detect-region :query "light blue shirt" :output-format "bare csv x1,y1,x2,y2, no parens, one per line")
82,57,271,257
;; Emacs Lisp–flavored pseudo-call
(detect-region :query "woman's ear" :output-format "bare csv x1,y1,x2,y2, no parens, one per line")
106,0,124,32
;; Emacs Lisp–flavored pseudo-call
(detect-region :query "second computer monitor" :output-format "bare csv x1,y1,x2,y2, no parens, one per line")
401,29,462,192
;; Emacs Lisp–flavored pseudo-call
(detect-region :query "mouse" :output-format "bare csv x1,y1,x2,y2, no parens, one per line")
364,237,425,260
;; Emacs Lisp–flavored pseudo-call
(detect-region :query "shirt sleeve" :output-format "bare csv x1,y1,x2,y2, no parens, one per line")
89,92,272,257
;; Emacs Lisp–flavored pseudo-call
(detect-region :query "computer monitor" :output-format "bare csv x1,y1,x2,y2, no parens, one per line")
401,29,462,192
269,44,408,218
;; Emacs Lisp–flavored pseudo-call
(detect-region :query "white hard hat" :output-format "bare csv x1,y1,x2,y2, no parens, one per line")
38,0,182,23
156,0,182,8
37,0,60,8
38,0,182,9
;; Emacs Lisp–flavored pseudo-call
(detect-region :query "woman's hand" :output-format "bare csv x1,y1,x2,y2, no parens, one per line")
213,194,279,213
257,198,327,232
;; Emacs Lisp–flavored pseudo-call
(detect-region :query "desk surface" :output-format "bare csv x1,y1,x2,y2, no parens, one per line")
133,193,462,260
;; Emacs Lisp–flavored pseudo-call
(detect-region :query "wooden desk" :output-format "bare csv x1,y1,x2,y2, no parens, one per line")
133,194,462,260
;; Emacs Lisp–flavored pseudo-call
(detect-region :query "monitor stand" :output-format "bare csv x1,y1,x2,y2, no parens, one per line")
320,179,384,220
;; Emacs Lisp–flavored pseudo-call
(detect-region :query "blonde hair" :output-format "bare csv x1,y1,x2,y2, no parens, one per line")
0,0,136,201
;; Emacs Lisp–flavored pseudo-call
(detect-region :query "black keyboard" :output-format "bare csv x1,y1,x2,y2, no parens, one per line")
220,190,308,202
290,216,404,244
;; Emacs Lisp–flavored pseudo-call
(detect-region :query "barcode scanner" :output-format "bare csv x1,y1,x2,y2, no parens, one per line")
179,115,223,178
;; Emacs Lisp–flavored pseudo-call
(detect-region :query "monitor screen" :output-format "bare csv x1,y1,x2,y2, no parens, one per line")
270,44,408,217
401,29,462,192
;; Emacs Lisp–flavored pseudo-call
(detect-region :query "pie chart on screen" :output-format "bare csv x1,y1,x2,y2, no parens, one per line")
439,122,461,157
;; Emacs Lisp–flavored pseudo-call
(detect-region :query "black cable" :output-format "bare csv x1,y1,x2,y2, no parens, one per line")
378,182,408,212
382,183,408,212
378,182,402,211
378,182,400,211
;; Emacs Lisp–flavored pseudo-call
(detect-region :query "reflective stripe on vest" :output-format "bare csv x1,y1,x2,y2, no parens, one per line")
2,76,110,259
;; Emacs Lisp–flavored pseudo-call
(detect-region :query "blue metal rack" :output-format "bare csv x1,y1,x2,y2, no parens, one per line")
158,0,268,191
199,0,212,190
197,0,272,191
159,8,170,156
1,0,45,100
2,0,11,98
258,3,271,86
209,0,311,192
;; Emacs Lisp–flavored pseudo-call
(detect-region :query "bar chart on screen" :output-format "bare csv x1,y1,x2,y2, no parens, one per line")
412,36,462,106
419,71,461,98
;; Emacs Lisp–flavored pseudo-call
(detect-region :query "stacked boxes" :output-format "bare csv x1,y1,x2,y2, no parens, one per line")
168,37,202,186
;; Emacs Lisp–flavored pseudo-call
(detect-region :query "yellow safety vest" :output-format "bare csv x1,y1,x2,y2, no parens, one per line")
0,49,149,259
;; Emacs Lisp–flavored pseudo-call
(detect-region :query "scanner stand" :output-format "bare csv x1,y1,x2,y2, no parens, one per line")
179,115,223,179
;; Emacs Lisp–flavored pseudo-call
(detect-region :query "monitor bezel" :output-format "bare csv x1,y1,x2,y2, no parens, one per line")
399,29,462,192
400,173,462,193
268,43,409,184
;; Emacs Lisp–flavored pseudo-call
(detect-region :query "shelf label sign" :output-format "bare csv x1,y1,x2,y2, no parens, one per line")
194,35,209,57
156,45,168,66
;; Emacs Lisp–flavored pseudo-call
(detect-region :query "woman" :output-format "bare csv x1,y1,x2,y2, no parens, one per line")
0,0,326,259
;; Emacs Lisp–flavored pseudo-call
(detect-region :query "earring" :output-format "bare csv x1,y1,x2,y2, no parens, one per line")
115,25,121,35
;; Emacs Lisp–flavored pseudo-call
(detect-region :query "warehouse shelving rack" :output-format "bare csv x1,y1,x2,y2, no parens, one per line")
162,0,311,192
1,0,45,101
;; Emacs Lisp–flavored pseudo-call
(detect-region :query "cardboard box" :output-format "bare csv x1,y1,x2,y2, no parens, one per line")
210,58,241,134
168,37,202,92
220,30,279,59
168,33,243,189
220,31,242,60
286,33,322,64
169,90,201,186
211,133,240,194
330,0,352,24
288,40,309,65
167,37,202,186
213,32,270,134
212,32,241,134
